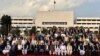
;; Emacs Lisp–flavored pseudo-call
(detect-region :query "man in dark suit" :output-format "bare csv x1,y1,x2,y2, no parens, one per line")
93,43,99,56
73,43,78,55
9,43,17,56
91,43,99,56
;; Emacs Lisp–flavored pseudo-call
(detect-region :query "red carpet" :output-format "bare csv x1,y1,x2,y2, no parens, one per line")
0,54,78,56
0,53,100,56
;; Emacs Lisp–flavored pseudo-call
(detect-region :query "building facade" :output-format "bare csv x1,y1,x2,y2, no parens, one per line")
35,11,74,28
35,11,100,32
0,11,99,32
75,17,100,32
11,16,35,30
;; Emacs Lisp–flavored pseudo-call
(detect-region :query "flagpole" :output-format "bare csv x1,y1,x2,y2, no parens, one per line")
54,0,56,11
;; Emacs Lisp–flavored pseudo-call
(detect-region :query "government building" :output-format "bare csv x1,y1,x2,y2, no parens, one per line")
35,11,74,28
1,11,100,32
35,11,100,32
11,16,35,30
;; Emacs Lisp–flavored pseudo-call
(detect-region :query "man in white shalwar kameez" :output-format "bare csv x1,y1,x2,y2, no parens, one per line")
67,43,73,55
2,42,11,55
60,43,67,55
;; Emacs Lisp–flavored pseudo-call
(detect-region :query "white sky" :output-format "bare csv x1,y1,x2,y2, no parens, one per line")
0,0,100,17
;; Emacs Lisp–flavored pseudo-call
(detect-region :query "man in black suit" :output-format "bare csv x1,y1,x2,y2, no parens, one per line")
9,43,17,56
91,43,99,56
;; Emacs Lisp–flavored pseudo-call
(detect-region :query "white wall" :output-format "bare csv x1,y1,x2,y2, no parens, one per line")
35,11,74,27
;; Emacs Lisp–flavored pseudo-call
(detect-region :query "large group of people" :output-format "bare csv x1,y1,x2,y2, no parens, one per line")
0,26,100,56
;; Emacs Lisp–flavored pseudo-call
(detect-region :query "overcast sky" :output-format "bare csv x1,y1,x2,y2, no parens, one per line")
0,0,100,17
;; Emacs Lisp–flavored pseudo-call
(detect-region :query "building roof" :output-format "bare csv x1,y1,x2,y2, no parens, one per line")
11,16,34,19
77,17,100,19
37,11,73,14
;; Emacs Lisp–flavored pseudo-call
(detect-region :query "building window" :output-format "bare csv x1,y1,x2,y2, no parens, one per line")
37,27,41,28
87,19,91,21
77,19,81,21
13,23,18,24
97,23,100,25
82,19,86,21
13,23,32,24
92,23,96,25
77,23,81,24
92,19,96,21
95,27,98,29
42,22,67,25
82,23,86,25
97,19,100,21
84,27,88,28
12,19,32,21
89,27,93,29
27,27,31,28
87,23,91,25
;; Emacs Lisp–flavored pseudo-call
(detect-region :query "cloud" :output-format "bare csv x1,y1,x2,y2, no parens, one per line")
38,0,87,11
0,0,50,16
0,0,98,16
52,0,86,10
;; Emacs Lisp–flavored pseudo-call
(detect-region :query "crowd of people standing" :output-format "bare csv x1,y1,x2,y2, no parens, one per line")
0,26,100,56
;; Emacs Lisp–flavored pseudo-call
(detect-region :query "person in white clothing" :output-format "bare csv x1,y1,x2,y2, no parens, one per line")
12,38,17,45
22,42,28,55
2,42,11,55
78,43,85,55
31,39,37,46
66,43,73,55
17,42,23,53
60,43,67,55
54,45,60,55
21,38,27,45
22,46,28,55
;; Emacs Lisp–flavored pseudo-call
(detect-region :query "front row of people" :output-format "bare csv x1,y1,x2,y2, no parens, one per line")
1,40,99,56
54,43,72,55
50,42,99,56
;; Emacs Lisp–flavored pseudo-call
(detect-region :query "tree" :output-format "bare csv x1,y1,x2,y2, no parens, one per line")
52,26,57,34
41,27,48,35
1,15,12,35
29,26,36,36
94,31,98,34
24,27,29,36
99,25,100,34
11,26,21,36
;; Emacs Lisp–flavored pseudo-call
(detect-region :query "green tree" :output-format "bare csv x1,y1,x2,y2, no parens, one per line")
1,15,12,35
24,27,29,36
29,26,36,36
41,28,48,35
99,25,100,34
11,26,21,36
94,31,98,34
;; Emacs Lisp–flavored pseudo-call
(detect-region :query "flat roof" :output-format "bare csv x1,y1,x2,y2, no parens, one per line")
12,16,34,19
77,17,100,19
